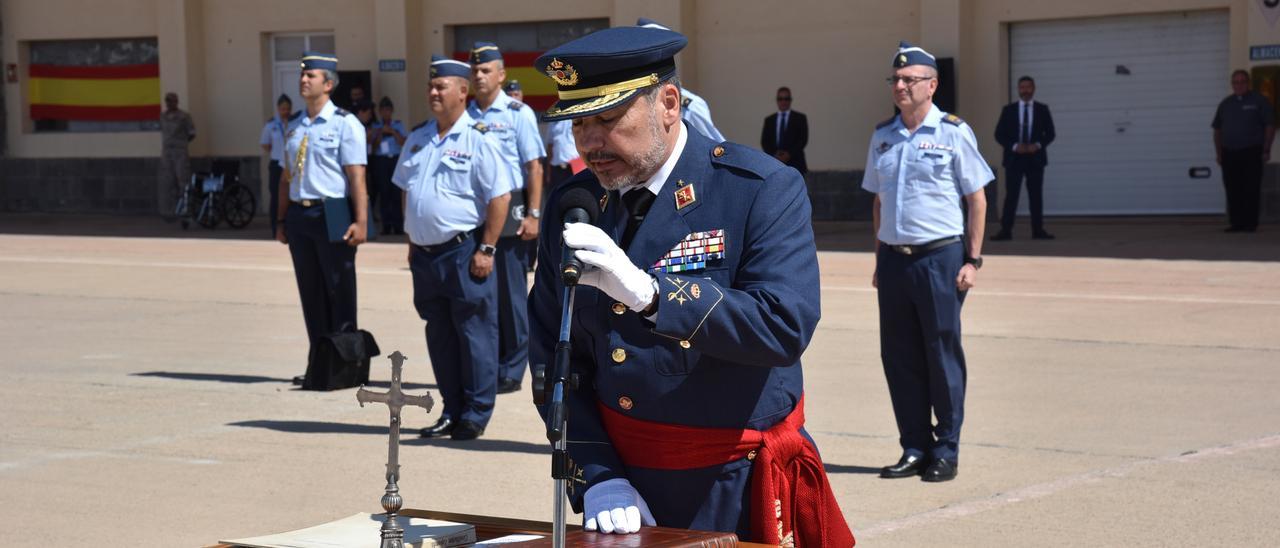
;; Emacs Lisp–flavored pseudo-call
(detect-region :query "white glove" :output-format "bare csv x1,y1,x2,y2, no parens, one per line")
563,223,656,312
583,478,657,534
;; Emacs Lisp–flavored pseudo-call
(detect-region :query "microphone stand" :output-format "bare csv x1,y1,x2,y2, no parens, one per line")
546,266,580,548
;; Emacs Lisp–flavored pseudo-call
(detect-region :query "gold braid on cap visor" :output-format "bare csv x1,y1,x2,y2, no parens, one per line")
545,89,643,117
557,73,660,100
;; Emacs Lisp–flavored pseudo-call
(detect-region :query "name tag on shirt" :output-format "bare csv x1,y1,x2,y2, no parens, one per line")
918,142,954,152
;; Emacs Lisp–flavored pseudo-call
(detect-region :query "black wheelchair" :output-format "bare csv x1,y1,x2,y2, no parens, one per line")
175,160,256,229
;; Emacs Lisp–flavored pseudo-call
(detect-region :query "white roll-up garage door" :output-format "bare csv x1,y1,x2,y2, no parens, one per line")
1009,10,1228,215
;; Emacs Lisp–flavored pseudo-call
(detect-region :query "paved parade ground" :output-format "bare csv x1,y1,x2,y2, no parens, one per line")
1,216,1278,546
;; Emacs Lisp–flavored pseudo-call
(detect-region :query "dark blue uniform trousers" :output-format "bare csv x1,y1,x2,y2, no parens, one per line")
268,161,282,236
495,235,532,383
285,204,358,347
876,241,968,462
410,237,499,428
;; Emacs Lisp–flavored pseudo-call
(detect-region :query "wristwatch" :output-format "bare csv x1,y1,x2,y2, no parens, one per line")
528,208,541,219
477,243,497,256
964,256,983,269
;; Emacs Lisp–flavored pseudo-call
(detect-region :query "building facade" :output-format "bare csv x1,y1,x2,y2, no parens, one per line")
3,0,1279,219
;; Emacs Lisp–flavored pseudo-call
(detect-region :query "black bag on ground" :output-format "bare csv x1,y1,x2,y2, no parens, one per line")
302,330,380,391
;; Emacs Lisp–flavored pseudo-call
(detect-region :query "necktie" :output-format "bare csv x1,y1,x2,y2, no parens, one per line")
778,112,788,147
621,189,656,250
1021,103,1031,144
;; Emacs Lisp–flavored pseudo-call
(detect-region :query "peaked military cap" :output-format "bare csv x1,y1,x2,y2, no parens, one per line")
503,80,521,92
430,54,471,79
471,41,503,65
536,26,687,122
300,51,338,71
892,41,936,69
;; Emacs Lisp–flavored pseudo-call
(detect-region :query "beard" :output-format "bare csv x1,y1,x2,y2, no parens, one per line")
590,107,669,191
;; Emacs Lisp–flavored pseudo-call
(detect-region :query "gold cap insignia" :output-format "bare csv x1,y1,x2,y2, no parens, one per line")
546,58,580,86
897,54,908,66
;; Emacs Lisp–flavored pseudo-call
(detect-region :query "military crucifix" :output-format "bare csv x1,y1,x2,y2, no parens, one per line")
356,350,434,548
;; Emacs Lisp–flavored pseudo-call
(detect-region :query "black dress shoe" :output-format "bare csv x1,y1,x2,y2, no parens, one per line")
292,374,306,386
922,458,958,482
990,231,1012,241
450,420,485,441
1032,231,1055,240
496,377,522,394
880,454,927,478
419,417,454,438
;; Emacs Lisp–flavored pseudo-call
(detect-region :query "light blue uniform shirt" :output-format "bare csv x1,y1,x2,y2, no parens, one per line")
284,100,367,201
259,114,291,164
371,119,407,157
861,104,993,245
547,119,579,166
392,110,515,246
680,88,725,142
467,92,545,189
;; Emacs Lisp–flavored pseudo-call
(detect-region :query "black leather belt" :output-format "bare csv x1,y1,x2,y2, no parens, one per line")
291,199,324,208
883,236,961,256
414,230,475,253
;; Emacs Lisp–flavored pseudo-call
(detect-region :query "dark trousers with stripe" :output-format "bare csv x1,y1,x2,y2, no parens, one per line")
876,241,967,462
285,204,358,350
1221,147,1263,230
411,236,499,427
268,161,282,236
496,235,532,384
1000,158,1046,234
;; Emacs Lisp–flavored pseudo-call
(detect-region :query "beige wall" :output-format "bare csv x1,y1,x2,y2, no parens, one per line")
0,0,1267,173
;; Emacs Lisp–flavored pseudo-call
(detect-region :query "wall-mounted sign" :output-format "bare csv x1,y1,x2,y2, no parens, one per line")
378,59,406,72
1250,44,1280,61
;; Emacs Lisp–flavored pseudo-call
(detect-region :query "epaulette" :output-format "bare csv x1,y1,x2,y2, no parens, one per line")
681,96,693,108
875,116,896,130
411,120,429,132
472,121,490,134
508,100,526,110
942,113,964,126
289,110,303,121
709,141,785,179
334,108,350,117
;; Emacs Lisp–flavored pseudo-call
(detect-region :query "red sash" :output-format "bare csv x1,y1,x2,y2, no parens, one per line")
598,397,854,547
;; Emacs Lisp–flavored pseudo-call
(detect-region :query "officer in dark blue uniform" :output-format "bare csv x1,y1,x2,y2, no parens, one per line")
276,52,369,383
862,42,993,483
400,56,514,441
528,27,852,545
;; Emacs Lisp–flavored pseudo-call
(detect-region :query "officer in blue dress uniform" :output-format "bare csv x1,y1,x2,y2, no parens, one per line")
275,52,369,383
636,18,725,142
370,97,407,235
527,27,850,544
467,42,547,395
401,55,514,441
862,42,993,483
260,94,299,236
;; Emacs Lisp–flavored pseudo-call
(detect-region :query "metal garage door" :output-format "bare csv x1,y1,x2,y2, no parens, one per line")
1009,11,1228,215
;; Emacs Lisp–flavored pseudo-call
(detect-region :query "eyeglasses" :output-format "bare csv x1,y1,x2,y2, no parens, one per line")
776,96,792,102
886,75,934,86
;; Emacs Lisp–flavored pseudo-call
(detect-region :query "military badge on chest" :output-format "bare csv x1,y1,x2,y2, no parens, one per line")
651,229,726,273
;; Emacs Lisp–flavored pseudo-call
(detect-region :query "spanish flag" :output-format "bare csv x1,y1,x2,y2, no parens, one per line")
453,51,557,112
28,63,161,121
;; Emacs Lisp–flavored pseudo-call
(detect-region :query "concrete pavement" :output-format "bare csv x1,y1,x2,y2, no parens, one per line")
0,216,1277,546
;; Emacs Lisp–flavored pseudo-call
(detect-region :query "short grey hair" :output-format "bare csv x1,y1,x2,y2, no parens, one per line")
643,76,684,103
321,69,340,87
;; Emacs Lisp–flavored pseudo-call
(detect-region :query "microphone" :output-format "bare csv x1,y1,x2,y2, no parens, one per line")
557,188,600,286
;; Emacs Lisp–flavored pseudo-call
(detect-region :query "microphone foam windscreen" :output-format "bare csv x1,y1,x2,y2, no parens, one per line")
557,187,600,224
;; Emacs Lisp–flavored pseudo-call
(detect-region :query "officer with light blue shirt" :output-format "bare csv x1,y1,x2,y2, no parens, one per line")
275,52,370,385
545,118,580,188
636,18,725,142
260,94,299,236
863,41,992,483
401,55,514,441
370,97,407,235
467,41,547,395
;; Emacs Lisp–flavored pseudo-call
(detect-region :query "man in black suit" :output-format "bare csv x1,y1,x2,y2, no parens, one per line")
761,86,809,174
992,76,1056,240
